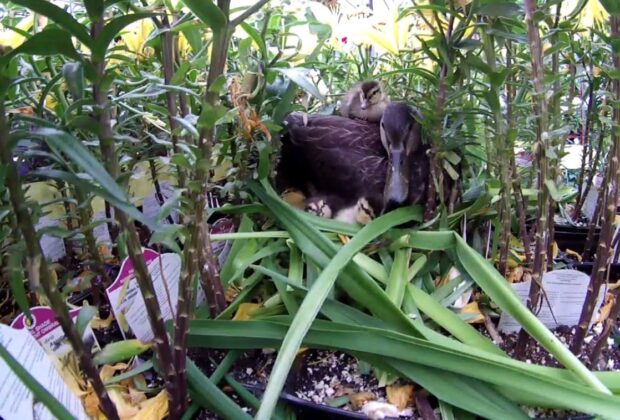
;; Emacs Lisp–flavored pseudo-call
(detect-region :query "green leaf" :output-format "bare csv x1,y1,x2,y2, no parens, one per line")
180,0,227,32
7,249,31,321
475,2,523,17
197,103,228,131
75,306,97,337
171,62,191,85
240,22,267,60
0,342,74,419
600,0,620,15
273,68,325,100
7,0,92,47
407,285,503,355
104,360,154,385
84,0,105,22
93,339,150,365
92,13,154,61
187,358,252,419
188,318,620,418
252,182,423,419
544,179,562,202
0,28,81,66
62,62,84,101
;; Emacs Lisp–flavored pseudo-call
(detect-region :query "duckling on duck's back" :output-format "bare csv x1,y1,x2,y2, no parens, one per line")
339,80,388,122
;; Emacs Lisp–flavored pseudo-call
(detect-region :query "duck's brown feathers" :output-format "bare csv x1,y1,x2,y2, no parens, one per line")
276,112,429,214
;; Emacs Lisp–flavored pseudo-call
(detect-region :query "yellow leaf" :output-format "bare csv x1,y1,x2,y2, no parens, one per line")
338,234,351,245
91,313,115,330
133,390,169,420
595,293,615,324
350,392,376,410
109,388,140,419
386,384,414,410
565,248,582,262
460,301,485,324
507,266,524,283
99,363,129,381
233,303,260,321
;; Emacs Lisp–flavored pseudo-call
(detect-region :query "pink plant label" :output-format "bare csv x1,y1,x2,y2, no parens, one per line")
106,248,204,342
11,306,100,357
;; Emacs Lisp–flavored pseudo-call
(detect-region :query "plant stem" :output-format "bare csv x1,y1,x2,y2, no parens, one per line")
574,74,596,217
572,15,620,355
590,288,620,366
159,13,186,188
483,27,511,276
91,19,180,415
516,0,552,356
0,103,119,420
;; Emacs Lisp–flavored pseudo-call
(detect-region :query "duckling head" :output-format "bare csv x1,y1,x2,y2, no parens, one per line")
358,80,386,111
380,102,423,213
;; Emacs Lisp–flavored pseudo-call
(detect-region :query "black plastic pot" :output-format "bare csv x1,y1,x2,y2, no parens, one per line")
242,383,367,419
575,261,620,281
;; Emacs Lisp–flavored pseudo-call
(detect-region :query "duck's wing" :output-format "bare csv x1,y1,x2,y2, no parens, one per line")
279,113,387,208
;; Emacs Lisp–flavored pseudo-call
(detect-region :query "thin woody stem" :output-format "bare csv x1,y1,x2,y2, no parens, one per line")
91,19,181,415
516,0,552,356
0,104,119,420
572,15,620,355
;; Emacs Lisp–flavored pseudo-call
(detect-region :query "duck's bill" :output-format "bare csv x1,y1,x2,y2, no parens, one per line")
383,150,410,213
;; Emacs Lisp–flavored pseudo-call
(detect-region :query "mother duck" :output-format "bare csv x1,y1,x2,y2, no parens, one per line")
275,102,430,224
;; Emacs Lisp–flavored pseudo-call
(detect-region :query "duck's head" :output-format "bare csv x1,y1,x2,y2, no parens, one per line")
380,102,424,213
358,80,386,111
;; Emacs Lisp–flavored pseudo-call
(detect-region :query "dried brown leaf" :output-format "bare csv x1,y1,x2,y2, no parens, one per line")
507,266,524,283
350,392,376,410
386,384,414,410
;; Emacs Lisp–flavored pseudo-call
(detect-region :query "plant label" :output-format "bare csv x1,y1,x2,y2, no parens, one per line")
11,306,100,358
106,248,205,342
211,217,235,266
0,324,88,420
93,211,113,245
35,217,66,262
142,182,180,227
498,269,607,333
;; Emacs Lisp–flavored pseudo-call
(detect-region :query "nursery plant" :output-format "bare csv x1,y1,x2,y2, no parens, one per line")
0,0,620,419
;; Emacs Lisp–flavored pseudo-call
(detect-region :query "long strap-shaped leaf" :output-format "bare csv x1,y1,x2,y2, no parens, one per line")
187,319,620,418
248,180,423,333
248,181,424,419
453,234,609,394
409,230,609,393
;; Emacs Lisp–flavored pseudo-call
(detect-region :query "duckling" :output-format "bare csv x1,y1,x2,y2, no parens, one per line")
339,80,389,123
306,195,376,225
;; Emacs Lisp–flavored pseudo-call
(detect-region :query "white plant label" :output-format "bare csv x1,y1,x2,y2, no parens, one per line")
498,269,607,333
106,248,204,342
142,182,180,227
92,210,113,245
0,324,88,420
11,306,100,357
35,217,66,262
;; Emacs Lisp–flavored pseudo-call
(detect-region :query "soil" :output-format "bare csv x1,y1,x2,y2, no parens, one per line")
185,319,620,420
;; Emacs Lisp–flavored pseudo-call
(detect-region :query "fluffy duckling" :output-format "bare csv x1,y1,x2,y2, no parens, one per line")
306,195,375,225
339,80,388,122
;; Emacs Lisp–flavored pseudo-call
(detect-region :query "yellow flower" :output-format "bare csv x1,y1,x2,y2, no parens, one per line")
45,94,58,110
563,0,609,27
117,19,156,60
0,13,37,50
